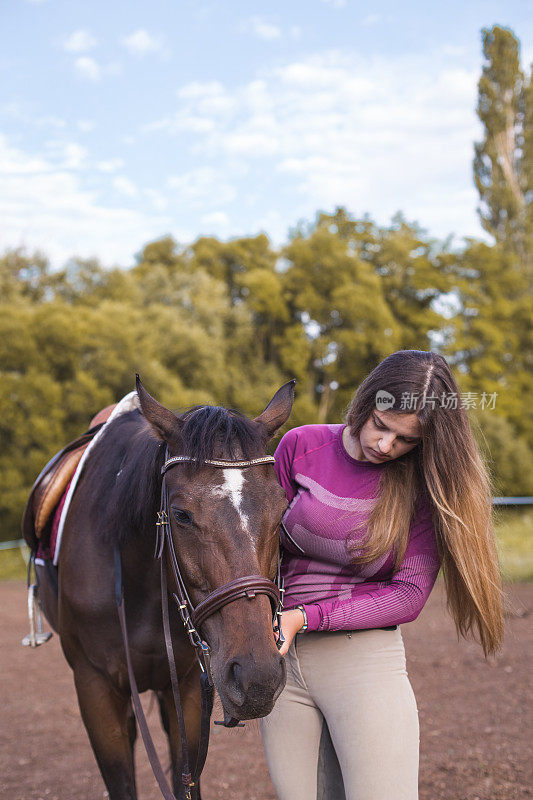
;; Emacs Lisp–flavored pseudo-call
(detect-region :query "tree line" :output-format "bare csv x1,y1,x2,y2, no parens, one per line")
0,25,531,540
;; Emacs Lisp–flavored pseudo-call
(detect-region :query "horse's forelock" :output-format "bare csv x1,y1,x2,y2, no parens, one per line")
178,406,266,471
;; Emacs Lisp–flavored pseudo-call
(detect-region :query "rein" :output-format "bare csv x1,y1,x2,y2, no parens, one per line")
115,450,285,800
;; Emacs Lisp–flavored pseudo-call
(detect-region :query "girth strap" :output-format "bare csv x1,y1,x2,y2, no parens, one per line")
192,576,280,630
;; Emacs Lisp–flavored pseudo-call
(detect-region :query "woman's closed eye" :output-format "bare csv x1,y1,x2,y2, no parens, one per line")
373,415,418,445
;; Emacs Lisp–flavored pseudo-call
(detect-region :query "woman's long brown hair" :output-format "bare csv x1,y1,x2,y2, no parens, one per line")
345,350,504,657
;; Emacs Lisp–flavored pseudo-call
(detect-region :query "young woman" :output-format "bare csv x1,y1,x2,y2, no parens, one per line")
260,349,504,800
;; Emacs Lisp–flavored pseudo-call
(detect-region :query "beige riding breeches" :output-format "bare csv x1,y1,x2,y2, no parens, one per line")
260,626,419,800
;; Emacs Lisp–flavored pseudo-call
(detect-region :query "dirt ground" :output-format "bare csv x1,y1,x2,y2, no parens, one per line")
0,581,531,800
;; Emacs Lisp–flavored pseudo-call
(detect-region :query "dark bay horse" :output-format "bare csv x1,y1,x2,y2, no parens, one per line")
34,378,295,800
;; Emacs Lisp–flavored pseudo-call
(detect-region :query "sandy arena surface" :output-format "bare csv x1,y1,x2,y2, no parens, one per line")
0,581,531,800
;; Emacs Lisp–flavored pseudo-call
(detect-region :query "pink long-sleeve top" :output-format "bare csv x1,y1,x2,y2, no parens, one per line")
275,424,441,632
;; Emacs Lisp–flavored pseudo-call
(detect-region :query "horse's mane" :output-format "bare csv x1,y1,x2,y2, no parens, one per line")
84,405,265,547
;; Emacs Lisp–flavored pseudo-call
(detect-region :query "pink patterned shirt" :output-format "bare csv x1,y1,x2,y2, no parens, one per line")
275,424,441,632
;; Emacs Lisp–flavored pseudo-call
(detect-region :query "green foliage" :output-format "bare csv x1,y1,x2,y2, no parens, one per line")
444,240,533,443
471,410,533,496
0,243,290,538
0,545,29,582
494,508,533,581
0,248,51,304
282,220,399,420
2,207,532,540
1,26,532,541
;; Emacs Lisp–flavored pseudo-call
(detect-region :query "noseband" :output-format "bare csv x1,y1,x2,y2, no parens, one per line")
158,451,285,682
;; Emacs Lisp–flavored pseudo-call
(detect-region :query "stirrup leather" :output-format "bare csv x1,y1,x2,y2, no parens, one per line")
22,583,53,647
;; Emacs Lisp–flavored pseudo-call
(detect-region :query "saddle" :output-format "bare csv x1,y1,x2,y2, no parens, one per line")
22,404,117,551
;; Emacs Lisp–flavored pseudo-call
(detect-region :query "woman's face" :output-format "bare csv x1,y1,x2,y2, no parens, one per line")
357,408,422,463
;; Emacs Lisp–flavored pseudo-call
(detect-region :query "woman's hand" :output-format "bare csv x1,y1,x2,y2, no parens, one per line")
276,608,306,656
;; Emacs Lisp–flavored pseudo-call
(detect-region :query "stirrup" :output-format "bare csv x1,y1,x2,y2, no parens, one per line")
22,583,52,647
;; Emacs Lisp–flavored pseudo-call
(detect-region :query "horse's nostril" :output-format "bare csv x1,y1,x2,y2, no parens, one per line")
230,660,243,687
225,659,246,707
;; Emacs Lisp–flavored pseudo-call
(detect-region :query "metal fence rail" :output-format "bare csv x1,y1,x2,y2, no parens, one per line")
0,538,30,565
0,539,27,551
0,498,531,554
492,497,533,505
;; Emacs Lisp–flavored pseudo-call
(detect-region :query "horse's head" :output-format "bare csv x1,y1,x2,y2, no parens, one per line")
137,377,295,721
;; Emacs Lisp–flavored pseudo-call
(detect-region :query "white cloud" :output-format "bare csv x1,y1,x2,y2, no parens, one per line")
3,103,66,129
523,46,533,69
113,176,138,197
120,29,163,56
145,189,168,212
38,115,66,128
63,29,97,53
77,120,96,132
97,158,125,173
40,140,87,170
201,211,230,227
0,133,179,267
441,44,468,57
322,0,347,7
142,113,216,135
178,81,225,100
0,135,49,174
362,14,382,26
63,143,87,169
74,57,101,81
167,166,236,206
243,17,282,41
161,51,484,240
1,43,489,267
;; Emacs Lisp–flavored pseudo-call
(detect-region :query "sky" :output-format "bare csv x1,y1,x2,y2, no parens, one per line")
1,0,532,268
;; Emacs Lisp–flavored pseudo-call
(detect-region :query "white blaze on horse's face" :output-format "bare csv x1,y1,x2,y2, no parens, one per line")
212,469,250,535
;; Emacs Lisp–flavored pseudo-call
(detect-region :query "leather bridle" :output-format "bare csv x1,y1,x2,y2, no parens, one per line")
158,451,285,681
115,449,285,800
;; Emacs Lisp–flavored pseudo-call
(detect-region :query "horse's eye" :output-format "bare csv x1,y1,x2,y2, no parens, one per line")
172,507,193,525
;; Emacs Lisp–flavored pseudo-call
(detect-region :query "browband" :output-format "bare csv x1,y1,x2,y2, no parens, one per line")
161,455,276,475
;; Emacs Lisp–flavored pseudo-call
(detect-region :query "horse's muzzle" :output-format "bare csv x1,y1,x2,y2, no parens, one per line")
219,651,286,720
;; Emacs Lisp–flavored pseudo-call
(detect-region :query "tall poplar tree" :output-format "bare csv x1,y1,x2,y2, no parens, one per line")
522,67,533,275
464,26,533,453
473,26,530,267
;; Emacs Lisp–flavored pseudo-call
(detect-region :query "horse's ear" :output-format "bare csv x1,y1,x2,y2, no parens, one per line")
254,380,296,439
136,375,182,443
